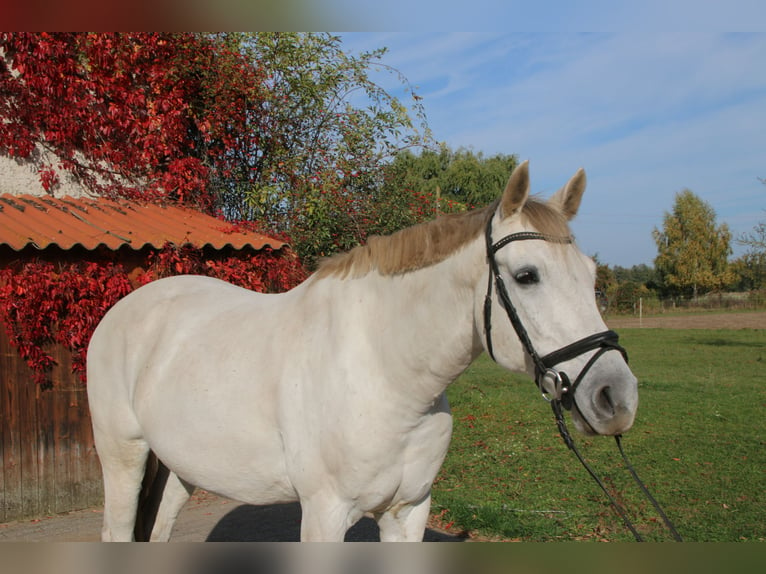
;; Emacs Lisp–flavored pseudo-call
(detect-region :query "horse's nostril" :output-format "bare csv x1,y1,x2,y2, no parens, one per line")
598,386,615,415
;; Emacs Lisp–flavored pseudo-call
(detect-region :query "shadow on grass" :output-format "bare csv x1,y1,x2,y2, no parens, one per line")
684,336,765,349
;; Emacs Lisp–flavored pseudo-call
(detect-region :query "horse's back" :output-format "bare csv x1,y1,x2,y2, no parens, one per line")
98,274,252,324
88,275,255,390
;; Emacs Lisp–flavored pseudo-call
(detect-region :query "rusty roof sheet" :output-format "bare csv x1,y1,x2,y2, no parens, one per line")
0,194,285,252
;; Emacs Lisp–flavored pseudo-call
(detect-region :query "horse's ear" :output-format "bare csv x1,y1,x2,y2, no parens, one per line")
500,160,530,219
550,167,586,220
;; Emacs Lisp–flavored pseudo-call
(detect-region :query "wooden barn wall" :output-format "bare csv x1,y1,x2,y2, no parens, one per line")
0,327,102,523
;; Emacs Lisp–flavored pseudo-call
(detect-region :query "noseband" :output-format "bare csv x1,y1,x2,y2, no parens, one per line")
482,215,627,412
482,213,683,541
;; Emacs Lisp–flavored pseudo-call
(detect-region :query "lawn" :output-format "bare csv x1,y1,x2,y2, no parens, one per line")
432,327,766,542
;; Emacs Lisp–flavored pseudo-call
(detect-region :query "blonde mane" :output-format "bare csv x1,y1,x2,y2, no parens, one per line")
314,196,570,280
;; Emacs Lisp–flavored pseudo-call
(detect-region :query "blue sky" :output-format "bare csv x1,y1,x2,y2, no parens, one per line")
337,32,766,268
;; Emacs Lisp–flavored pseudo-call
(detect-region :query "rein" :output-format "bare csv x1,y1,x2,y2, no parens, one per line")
483,215,682,542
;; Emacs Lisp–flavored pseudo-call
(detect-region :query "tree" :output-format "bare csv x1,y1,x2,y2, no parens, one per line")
612,263,658,289
734,218,766,291
652,189,734,299
613,281,650,314
729,254,765,291
381,145,518,209
592,255,616,313
734,177,766,289
219,33,434,265
739,220,766,253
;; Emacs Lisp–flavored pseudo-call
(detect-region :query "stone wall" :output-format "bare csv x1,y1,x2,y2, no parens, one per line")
0,149,89,198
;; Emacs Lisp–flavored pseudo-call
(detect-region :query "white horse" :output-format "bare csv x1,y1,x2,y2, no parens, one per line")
87,161,638,541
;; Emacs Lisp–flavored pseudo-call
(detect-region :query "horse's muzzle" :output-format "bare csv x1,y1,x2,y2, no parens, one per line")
573,377,638,436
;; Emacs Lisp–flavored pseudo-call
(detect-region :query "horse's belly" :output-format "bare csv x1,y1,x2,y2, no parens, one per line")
149,424,296,504
136,380,297,505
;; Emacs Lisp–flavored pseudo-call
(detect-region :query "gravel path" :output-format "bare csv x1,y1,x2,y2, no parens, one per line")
0,490,461,542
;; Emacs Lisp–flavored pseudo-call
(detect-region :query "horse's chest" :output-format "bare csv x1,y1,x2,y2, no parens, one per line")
397,403,453,493
340,398,454,508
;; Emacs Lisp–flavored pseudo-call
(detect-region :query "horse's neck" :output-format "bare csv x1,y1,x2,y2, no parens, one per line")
337,238,485,403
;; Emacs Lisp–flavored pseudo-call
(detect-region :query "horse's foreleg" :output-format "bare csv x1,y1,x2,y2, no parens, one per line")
376,493,431,542
299,495,360,541
149,471,195,541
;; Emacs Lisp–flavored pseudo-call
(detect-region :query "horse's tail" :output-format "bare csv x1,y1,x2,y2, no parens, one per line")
133,451,170,542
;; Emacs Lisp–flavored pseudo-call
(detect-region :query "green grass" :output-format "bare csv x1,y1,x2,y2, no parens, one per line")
432,328,766,542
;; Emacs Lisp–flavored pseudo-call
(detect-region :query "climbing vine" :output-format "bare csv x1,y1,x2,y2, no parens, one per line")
0,246,306,387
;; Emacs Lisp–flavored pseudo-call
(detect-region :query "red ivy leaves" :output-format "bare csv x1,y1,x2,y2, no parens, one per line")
0,33,266,209
0,247,306,387
0,261,132,386
136,243,306,293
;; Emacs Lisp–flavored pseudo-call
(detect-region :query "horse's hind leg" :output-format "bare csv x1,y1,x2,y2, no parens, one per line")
148,471,195,541
95,434,151,542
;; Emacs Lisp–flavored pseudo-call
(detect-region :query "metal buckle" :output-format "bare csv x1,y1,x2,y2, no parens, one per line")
539,368,566,402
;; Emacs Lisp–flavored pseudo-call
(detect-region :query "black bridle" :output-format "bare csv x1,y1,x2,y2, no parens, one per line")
483,217,628,412
482,214,682,542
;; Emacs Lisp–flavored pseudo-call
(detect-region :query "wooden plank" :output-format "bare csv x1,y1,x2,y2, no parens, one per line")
52,384,73,515
36,384,56,517
87,415,104,508
74,386,103,509
0,330,23,522
0,332,8,522
18,374,40,518
67,384,88,511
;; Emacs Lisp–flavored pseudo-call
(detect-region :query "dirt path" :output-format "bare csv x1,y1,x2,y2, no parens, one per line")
0,489,462,542
607,310,765,330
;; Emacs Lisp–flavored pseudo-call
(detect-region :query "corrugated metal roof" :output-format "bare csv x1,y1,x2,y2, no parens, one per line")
0,194,285,252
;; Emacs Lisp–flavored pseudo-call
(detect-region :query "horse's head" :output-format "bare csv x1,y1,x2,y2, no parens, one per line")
477,161,638,436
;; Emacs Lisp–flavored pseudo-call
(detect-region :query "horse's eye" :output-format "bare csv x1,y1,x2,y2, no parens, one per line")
514,267,540,285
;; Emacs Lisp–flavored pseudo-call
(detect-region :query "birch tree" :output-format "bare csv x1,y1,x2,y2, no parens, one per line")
653,189,733,299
